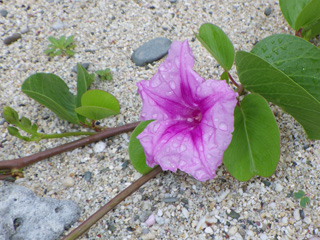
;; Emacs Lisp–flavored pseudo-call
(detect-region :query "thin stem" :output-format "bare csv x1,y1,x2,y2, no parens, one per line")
228,72,239,88
42,131,96,139
62,166,162,240
0,122,139,170
295,28,302,38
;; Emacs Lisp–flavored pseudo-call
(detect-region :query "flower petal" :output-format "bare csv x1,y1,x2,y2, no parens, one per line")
137,40,204,121
137,79,237,181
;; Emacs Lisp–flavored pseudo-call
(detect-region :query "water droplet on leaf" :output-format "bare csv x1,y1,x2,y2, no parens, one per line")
218,122,228,131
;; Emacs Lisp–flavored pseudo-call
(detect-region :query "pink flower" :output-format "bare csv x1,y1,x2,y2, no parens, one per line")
136,40,237,181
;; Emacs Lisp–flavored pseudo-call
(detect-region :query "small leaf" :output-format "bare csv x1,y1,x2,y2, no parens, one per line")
8,126,20,137
220,71,229,82
129,120,154,174
294,190,305,199
196,23,234,70
301,18,320,40
300,196,310,207
48,36,59,46
223,94,280,181
75,90,120,120
20,117,32,129
22,73,79,124
76,63,94,108
3,106,19,125
31,123,38,133
279,0,311,29
295,0,320,30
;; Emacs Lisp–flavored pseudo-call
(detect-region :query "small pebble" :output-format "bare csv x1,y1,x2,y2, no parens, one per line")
21,26,29,34
169,0,177,3
157,209,163,217
282,216,288,224
264,7,272,16
155,216,164,225
131,37,172,66
162,197,178,203
52,20,65,30
3,33,22,45
62,177,75,187
182,207,189,218
275,183,283,192
93,141,106,153
227,209,240,219
229,226,238,236
204,227,214,234
145,214,155,226
141,232,156,240
83,171,92,182
246,230,254,236
294,209,300,221
299,209,305,219
0,9,8,17
260,233,268,240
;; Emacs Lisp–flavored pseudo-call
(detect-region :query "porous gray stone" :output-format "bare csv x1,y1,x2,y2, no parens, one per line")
131,37,172,66
0,185,80,240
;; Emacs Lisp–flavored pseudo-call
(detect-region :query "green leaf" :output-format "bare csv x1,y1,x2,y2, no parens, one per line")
301,18,320,40
22,73,79,124
3,106,19,125
65,35,75,46
220,71,229,82
20,117,32,129
300,196,310,207
246,34,320,139
8,126,20,137
196,23,234,71
294,190,305,199
31,123,38,133
129,120,154,174
76,63,93,108
279,0,311,29
75,90,119,120
295,0,320,30
48,36,59,46
223,94,280,181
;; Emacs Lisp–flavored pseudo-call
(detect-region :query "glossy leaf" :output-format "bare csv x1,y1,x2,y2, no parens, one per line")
279,0,311,29
22,73,79,124
75,90,119,120
196,23,234,70
235,35,320,139
223,94,280,181
295,0,320,30
129,120,154,174
301,18,320,39
76,63,94,108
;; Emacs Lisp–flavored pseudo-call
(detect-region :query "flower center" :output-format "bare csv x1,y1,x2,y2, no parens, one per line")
187,109,202,124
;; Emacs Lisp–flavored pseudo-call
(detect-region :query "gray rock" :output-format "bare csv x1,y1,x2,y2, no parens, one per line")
0,9,8,17
52,20,65,30
83,171,92,182
0,185,80,240
264,7,272,16
169,0,177,3
72,63,90,73
3,33,21,45
20,26,29,34
131,37,172,66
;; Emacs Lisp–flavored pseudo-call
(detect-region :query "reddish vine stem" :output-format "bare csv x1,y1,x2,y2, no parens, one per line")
0,122,139,171
62,166,162,240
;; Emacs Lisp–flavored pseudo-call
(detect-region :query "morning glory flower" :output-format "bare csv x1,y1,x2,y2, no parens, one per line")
136,40,238,181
